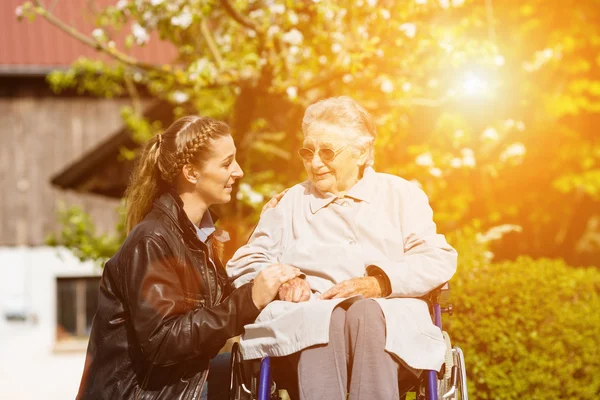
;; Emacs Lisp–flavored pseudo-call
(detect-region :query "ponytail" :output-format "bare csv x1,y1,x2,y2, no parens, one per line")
124,135,162,233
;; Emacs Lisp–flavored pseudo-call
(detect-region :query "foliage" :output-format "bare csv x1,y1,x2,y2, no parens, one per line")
446,227,600,399
19,0,600,264
46,203,126,265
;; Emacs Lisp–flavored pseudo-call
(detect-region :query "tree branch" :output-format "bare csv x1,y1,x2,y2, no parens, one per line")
31,0,245,92
200,19,224,69
123,73,142,115
32,0,163,73
219,0,261,34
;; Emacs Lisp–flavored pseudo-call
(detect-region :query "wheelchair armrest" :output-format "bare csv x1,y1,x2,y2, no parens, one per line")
421,282,451,306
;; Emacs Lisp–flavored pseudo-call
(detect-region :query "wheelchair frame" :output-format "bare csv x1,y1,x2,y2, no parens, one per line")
230,283,468,400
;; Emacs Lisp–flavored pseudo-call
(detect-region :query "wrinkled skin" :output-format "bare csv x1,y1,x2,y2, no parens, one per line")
320,276,384,299
278,276,311,302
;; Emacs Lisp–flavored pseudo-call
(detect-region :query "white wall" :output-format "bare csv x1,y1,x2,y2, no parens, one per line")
0,246,101,399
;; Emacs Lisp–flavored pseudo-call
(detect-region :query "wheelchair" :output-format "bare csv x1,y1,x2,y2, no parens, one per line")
229,283,468,400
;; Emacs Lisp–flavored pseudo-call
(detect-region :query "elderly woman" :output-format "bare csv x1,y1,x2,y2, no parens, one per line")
227,96,457,400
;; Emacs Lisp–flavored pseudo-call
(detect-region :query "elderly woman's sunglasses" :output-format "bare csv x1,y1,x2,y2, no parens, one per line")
297,145,350,162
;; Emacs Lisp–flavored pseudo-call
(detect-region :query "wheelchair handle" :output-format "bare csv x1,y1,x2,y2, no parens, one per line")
441,304,454,316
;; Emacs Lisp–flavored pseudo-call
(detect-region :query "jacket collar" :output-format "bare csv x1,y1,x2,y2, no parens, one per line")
309,167,375,213
154,190,221,244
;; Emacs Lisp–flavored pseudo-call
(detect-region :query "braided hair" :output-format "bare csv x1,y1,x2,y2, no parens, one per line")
125,116,231,233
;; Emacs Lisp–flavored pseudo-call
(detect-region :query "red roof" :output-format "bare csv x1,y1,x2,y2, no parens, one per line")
1,0,177,72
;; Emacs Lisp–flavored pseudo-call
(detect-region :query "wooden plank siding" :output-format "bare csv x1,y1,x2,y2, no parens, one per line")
0,86,127,246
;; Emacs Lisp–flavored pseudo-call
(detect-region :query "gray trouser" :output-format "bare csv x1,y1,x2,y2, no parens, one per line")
297,299,402,400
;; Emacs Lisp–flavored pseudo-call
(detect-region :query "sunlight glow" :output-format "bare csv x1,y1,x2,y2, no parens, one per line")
462,72,489,96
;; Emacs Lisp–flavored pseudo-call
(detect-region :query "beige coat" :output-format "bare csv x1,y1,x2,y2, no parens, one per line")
227,167,457,371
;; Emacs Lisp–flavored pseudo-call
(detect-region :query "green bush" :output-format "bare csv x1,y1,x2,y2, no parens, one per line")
445,245,600,398
46,203,125,266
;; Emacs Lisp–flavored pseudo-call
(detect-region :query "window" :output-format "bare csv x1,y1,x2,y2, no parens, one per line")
56,277,100,340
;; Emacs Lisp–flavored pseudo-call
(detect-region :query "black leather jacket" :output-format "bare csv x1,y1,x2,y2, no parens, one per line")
77,191,259,399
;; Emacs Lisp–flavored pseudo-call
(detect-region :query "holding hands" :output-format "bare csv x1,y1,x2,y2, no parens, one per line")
278,276,311,302
252,263,388,307
252,264,301,310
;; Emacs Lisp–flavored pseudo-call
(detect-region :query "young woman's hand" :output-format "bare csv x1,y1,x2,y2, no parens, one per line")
252,264,301,310
260,188,289,215
278,276,311,302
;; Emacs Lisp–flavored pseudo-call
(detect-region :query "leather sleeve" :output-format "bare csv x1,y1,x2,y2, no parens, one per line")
123,235,260,366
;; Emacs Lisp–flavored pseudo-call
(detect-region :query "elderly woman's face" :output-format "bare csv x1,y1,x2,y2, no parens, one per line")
301,123,365,196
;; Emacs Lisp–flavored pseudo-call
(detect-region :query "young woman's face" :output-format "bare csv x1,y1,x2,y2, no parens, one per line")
193,135,243,206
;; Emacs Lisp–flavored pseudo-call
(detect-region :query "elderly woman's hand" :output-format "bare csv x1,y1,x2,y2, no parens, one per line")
278,276,311,302
320,276,385,299
252,264,302,310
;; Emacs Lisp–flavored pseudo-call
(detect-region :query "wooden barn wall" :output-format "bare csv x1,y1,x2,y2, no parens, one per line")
0,85,129,246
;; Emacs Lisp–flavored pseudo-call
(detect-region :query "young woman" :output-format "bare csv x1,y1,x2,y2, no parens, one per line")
77,116,300,400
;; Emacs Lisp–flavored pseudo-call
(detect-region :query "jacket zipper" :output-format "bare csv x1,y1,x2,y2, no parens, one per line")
201,249,215,306
207,241,225,305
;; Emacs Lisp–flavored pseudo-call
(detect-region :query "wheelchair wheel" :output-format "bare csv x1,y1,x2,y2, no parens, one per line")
229,342,252,400
229,344,280,400
437,346,468,400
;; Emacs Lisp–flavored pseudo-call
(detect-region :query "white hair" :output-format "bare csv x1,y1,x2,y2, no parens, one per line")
302,96,376,166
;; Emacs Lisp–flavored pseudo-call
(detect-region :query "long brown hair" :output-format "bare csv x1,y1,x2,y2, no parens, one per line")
124,116,230,233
